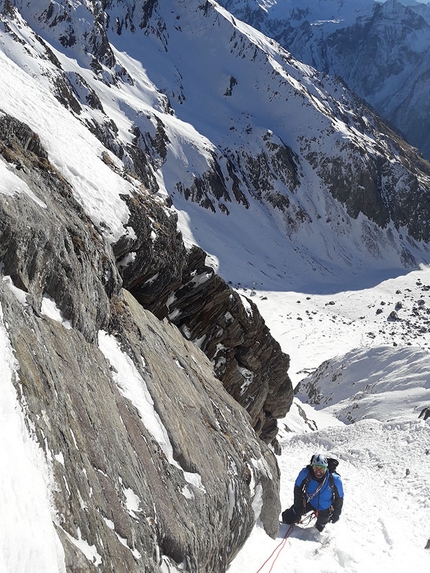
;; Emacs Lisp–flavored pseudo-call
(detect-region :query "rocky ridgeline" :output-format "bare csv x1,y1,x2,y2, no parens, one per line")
0,113,290,571
219,0,430,162
110,169,293,447
116,210,292,445
7,0,430,251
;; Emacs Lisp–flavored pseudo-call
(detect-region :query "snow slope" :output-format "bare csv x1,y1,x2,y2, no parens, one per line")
295,345,430,423
226,258,430,572
220,0,377,28
219,0,430,159
228,414,430,573
4,0,430,286
0,305,66,573
0,1,430,571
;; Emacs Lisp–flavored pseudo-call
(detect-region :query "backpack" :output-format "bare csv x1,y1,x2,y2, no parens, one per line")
327,457,340,475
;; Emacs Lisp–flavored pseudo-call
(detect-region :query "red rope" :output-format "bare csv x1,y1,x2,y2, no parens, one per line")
253,512,317,573
254,524,295,573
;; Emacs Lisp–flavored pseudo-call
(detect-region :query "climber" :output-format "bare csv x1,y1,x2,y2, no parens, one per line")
281,453,344,532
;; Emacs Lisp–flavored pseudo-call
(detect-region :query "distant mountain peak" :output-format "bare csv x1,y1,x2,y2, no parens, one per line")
219,0,430,161
2,0,430,287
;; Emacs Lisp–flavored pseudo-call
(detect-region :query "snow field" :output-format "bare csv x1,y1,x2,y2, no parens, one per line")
229,414,430,573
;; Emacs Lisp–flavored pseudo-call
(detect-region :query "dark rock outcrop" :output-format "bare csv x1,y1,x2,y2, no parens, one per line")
112,174,293,448
1,110,293,447
164,245,292,446
419,406,430,421
1,280,280,571
0,111,289,570
114,209,293,445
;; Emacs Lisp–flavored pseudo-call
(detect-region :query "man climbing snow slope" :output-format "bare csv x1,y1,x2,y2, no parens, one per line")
281,453,344,532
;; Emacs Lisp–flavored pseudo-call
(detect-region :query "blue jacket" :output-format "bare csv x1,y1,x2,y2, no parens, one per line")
295,466,344,512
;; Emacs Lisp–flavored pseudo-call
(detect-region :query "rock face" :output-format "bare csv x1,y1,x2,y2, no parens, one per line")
164,246,292,446
0,113,120,343
2,1,430,567
1,110,293,444
0,111,287,570
114,195,293,445
2,283,281,571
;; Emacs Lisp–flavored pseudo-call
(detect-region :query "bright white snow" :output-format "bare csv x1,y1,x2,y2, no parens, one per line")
229,415,430,573
225,268,430,573
0,1,429,571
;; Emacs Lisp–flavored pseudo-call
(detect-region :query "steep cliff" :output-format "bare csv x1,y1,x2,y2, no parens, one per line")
2,1,430,569
0,112,286,570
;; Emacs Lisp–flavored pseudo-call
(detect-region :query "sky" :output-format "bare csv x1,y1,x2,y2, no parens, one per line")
1,2,430,571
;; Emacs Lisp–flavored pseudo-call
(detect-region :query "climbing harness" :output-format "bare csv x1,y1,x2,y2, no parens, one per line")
254,512,317,573
300,466,338,508
304,472,328,504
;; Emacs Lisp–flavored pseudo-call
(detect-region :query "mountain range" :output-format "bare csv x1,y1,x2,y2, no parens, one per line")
1,0,430,571
219,0,430,161
3,0,430,285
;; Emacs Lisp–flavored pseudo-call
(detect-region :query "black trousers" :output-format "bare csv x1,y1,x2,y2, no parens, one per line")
282,503,331,530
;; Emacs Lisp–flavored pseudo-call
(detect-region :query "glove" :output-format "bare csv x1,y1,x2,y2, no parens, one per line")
331,514,340,524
